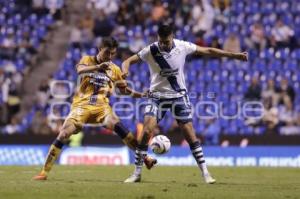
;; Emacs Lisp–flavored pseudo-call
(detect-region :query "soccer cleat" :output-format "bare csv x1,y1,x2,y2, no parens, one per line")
203,173,216,184
144,156,157,170
32,173,47,181
124,174,141,183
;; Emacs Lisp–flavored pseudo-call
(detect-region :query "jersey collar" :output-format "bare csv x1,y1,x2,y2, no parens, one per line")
158,41,176,53
94,56,101,64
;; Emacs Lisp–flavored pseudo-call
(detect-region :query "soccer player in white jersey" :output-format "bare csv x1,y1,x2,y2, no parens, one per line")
122,24,248,184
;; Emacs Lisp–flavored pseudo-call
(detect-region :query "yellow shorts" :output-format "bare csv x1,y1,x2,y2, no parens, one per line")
66,104,112,129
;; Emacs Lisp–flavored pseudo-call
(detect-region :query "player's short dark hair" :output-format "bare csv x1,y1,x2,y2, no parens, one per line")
100,37,118,49
157,23,173,38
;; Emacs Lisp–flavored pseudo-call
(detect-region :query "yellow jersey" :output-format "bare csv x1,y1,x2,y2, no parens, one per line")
72,55,124,107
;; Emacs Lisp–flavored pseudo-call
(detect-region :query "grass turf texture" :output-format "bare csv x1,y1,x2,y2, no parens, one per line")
0,166,299,199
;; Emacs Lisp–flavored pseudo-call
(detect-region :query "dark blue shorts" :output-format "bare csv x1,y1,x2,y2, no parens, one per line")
144,95,193,124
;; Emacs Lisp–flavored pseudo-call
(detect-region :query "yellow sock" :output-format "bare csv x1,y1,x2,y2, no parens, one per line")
40,144,62,176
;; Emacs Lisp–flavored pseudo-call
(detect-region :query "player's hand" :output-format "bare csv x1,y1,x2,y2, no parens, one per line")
121,61,130,79
122,72,129,79
96,62,110,70
142,90,153,98
234,52,248,61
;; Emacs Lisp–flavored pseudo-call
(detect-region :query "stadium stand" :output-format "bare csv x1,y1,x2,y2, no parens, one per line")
1,0,299,144
0,0,56,133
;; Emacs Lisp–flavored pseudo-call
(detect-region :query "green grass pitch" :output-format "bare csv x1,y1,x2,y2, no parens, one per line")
0,166,299,199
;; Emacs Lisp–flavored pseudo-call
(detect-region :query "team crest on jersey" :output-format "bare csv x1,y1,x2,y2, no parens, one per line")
89,73,110,87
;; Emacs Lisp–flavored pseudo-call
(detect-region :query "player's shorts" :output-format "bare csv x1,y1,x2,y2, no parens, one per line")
144,95,192,124
65,103,113,129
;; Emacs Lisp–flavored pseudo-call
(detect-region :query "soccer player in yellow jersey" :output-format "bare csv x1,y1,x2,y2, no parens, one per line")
33,37,156,180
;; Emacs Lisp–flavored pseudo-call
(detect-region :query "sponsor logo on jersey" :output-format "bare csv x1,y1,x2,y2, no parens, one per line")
88,73,110,87
159,68,179,77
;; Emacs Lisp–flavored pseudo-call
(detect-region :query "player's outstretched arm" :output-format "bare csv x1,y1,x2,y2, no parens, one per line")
117,84,146,98
121,54,141,79
195,46,248,61
76,62,110,74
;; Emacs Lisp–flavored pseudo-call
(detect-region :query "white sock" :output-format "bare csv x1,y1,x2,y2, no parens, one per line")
199,162,209,176
133,149,147,176
190,142,210,176
134,166,142,176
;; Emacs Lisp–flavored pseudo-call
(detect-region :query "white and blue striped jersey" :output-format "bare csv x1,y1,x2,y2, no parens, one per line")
137,39,197,99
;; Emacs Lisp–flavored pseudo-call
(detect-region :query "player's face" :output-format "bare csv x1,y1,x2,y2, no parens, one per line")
158,34,173,52
98,47,117,62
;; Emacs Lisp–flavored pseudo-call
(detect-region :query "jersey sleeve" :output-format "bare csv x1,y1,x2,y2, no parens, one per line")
182,41,197,55
76,56,90,67
137,45,151,61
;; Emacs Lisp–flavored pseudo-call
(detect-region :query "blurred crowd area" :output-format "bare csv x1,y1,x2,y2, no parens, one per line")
68,0,298,54
0,0,63,133
0,0,300,145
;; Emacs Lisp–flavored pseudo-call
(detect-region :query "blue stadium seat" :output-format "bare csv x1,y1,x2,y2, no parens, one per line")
71,48,81,60
195,122,205,135
243,126,254,135
29,14,38,25
44,14,54,26
12,14,21,25
15,59,25,71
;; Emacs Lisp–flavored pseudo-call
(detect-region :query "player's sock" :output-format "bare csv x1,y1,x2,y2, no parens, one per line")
114,122,129,139
189,141,209,176
133,145,148,176
40,139,64,176
114,122,137,150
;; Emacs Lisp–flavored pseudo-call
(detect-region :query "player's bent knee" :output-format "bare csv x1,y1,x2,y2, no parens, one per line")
143,117,157,132
143,126,154,137
104,114,120,130
106,119,120,130
111,119,120,129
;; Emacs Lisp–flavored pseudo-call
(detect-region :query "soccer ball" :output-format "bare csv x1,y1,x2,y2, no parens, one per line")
150,135,171,155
